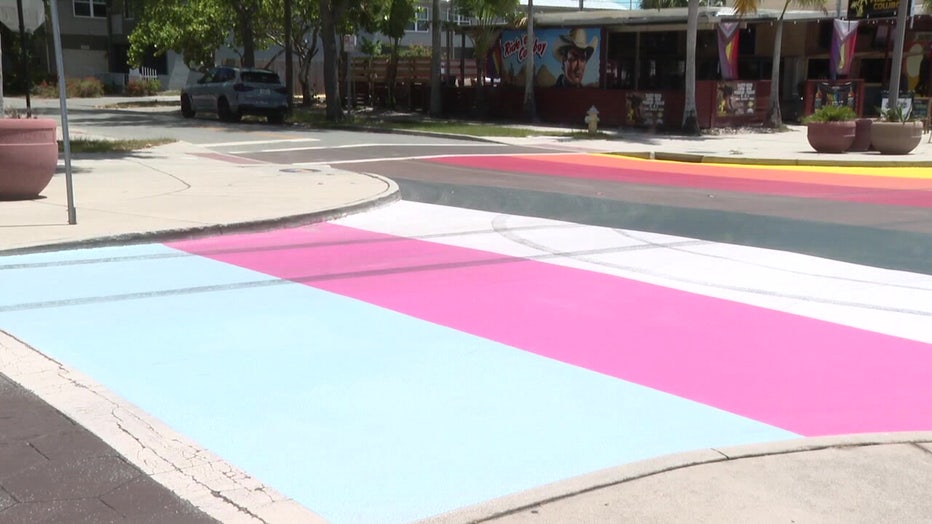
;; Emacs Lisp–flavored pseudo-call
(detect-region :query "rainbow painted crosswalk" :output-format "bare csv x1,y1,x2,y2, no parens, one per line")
2,155,931,523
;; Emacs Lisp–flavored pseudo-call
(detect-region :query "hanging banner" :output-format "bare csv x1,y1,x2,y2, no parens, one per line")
717,21,740,81
498,28,601,88
830,19,859,77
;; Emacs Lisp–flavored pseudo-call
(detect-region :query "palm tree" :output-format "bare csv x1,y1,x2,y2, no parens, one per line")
733,0,826,128
682,0,700,134
523,0,536,120
456,0,519,115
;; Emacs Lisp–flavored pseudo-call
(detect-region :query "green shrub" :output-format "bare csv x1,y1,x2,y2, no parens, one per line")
878,103,914,123
68,77,105,98
32,80,58,98
802,104,857,123
125,77,161,96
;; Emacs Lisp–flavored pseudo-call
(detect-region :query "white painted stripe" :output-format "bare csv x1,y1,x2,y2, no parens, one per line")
231,142,506,154
199,138,320,147
291,152,534,166
334,201,932,344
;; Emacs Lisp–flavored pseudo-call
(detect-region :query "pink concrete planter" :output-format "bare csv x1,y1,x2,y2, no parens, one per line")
806,121,856,154
870,120,923,155
0,118,59,200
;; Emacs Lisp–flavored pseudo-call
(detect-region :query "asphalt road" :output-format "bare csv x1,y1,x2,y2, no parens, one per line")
21,97,932,274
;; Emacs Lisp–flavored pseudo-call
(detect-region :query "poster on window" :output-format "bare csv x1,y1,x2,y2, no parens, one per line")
497,28,601,88
716,81,756,117
813,81,859,110
626,92,665,127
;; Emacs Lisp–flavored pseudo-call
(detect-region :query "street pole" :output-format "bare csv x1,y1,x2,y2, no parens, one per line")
0,30,4,117
16,0,32,117
886,0,909,111
284,0,293,109
430,0,442,116
49,0,76,223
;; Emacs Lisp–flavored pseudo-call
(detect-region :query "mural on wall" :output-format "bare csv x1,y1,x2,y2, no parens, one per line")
717,81,756,117
498,28,601,88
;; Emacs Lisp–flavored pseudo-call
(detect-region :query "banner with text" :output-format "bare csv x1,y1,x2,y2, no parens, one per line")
847,0,907,19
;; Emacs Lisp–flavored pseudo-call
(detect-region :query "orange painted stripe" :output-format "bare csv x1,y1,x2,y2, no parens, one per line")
520,154,932,191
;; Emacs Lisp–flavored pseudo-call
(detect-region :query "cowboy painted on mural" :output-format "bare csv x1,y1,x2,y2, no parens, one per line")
553,29,597,88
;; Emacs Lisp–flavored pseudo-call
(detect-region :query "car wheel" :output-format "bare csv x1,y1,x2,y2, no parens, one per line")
218,98,241,122
267,112,285,125
180,95,195,118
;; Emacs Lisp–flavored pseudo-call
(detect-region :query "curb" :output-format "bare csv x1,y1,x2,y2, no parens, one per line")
613,151,932,167
0,173,401,256
418,432,932,524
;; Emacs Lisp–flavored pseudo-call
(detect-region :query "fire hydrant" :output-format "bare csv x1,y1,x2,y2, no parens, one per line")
585,105,599,134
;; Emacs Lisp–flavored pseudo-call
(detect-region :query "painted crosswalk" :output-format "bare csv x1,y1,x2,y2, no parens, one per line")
2,200,930,523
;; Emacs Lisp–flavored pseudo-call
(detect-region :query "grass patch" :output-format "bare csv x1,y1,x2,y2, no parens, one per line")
288,106,569,137
60,137,176,153
101,100,180,109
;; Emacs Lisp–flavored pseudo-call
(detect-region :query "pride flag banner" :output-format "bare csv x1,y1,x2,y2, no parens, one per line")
717,21,740,80
831,19,859,77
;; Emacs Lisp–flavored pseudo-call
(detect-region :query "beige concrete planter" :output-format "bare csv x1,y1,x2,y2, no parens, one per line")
806,121,856,154
870,120,923,155
0,118,58,200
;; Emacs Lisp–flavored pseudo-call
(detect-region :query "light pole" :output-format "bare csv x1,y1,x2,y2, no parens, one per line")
284,0,294,108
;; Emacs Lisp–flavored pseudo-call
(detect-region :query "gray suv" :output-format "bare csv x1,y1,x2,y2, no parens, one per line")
181,67,289,124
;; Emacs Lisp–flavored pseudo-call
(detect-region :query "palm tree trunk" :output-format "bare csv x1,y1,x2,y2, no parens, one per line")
430,0,442,116
767,19,784,128
319,0,344,121
523,0,536,120
682,0,699,134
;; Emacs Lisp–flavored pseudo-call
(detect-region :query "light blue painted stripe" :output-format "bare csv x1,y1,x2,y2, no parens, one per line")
0,244,271,309
0,248,798,523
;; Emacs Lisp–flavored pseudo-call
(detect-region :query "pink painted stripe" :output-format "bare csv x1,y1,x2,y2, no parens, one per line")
168,225,932,436
428,156,932,207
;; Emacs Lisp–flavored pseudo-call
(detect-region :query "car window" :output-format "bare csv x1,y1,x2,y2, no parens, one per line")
199,69,216,83
217,68,235,82
240,71,282,84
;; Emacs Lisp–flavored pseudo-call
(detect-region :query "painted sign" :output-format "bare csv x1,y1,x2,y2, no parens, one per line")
716,81,756,117
626,92,665,127
498,28,601,88
848,0,908,20
813,81,859,111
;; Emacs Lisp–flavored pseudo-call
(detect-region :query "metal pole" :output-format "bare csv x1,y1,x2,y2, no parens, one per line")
0,28,4,117
49,0,75,224
16,0,31,117
430,0,441,116
887,0,909,111
284,0,293,109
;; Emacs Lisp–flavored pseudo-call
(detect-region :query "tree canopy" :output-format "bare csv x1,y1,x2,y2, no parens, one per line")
127,0,278,69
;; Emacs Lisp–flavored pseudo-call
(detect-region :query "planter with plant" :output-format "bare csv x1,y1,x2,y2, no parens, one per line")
0,109,58,200
802,105,857,154
871,104,923,155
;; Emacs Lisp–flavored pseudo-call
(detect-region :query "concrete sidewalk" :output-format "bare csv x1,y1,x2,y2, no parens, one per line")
0,140,399,255
2,112,932,523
